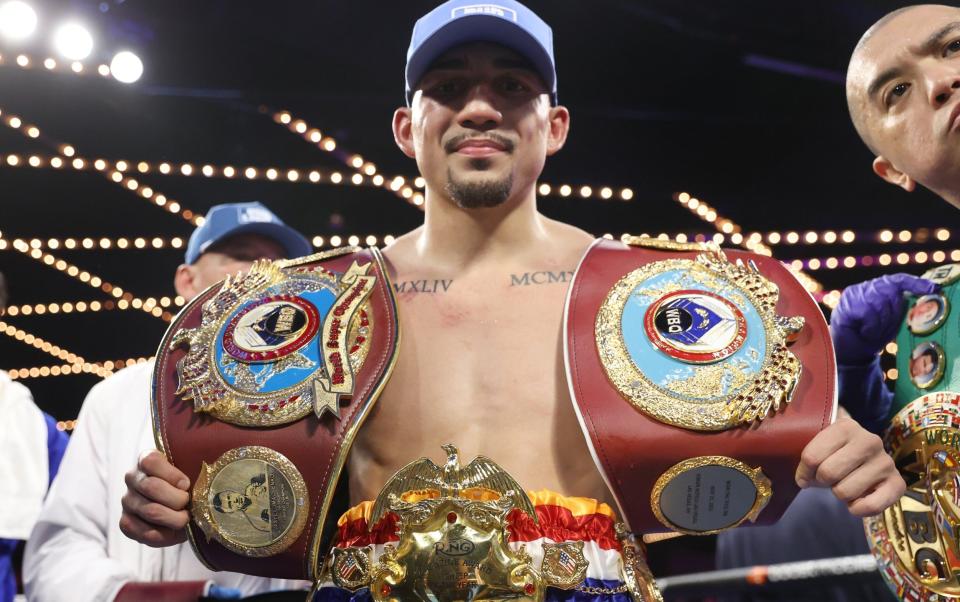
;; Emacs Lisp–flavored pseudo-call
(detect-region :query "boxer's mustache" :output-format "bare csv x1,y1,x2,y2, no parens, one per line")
444,133,515,154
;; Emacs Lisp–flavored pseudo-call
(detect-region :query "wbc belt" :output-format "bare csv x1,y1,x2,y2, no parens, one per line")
866,265,960,602
564,237,836,535
151,247,400,580
890,263,960,421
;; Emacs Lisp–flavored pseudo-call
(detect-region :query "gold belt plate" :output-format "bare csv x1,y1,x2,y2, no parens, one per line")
866,391,960,601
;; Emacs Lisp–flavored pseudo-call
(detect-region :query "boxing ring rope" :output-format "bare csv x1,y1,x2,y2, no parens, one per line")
656,554,884,598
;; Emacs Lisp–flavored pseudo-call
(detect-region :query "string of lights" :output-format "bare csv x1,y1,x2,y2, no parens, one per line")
0,234,405,251
0,318,111,376
2,295,186,318
8,228,951,254
751,227,950,246
0,51,113,78
0,235,186,251
267,108,427,208
0,150,387,190
535,182,635,202
6,356,151,381
0,108,201,225
788,249,960,272
7,238,173,321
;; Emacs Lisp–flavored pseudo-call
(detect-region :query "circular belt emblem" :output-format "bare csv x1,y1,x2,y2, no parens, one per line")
222,295,320,362
911,341,947,390
171,260,376,427
907,293,950,336
595,252,803,431
650,456,772,535
866,391,960,601
644,289,747,364
924,264,960,287
192,446,309,557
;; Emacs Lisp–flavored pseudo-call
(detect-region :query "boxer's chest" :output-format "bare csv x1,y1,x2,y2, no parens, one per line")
348,270,608,501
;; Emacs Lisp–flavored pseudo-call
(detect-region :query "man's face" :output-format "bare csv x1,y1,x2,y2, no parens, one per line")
177,233,286,301
910,298,940,323
217,491,247,513
847,5,960,200
911,353,935,378
402,43,563,209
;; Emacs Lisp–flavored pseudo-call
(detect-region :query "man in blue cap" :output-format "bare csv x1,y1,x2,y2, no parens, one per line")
120,3,905,598
24,202,311,602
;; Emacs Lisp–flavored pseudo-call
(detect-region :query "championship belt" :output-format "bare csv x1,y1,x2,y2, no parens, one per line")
312,444,663,602
151,247,400,579
866,391,960,601
564,237,836,534
890,264,960,420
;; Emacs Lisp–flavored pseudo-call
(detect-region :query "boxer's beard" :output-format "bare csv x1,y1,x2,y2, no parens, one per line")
444,162,513,209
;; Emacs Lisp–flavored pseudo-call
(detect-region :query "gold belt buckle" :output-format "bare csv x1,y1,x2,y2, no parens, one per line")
331,444,543,601
325,444,664,601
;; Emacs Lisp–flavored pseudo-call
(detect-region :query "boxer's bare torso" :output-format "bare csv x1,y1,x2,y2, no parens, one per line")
347,217,615,507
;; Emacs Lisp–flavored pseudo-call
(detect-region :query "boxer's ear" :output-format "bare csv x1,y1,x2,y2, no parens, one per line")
174,264,200,300
873,156,916,192
546,104,570,156
393,107,416,159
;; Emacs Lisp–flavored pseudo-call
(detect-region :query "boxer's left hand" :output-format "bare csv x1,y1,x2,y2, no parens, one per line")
795,416,904,516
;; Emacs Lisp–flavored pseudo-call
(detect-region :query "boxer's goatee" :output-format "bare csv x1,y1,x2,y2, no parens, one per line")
445,168,513,209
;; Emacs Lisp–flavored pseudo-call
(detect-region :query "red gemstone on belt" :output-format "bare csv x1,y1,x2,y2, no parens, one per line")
447,512,457,523
380,584,391,596
524,583,535,595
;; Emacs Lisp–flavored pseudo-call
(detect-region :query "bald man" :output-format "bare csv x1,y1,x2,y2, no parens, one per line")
829,4,960,431
714,7,960,601
846,4,960,208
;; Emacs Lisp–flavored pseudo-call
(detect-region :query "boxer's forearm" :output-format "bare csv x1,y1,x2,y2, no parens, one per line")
837,357,892,434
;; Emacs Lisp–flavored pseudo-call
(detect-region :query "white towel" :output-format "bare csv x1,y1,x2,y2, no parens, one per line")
0,372,50,540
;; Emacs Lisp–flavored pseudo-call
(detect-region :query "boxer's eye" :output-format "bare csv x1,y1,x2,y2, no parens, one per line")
886,82,910,106
944,38,960,56
500,79,526,93
429,79,466,99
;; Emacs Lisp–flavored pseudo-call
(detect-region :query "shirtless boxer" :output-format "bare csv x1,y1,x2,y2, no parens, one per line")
119,0,904,584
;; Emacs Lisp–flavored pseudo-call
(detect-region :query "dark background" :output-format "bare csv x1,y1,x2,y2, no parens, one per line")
1,0,957,425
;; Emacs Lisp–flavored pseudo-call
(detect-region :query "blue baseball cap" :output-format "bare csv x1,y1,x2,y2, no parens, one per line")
405,0,557,106
185,202,312,264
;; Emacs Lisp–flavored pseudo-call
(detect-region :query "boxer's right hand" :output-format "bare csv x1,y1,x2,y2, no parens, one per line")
119,450,190,547
830,274,938,365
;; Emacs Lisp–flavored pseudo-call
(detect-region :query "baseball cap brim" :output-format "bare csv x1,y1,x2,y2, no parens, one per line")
405,14,556,105
194,222,313,263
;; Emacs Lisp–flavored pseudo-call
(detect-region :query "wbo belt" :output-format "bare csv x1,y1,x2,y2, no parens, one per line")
310,446,662,602
565,237,836,535
151,247,400,580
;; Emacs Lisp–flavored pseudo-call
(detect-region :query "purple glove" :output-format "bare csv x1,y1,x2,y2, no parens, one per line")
830,274,939,366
